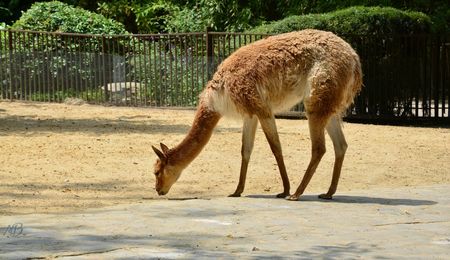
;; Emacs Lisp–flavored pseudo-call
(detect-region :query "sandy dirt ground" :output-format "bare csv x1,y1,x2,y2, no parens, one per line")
1,101,449,215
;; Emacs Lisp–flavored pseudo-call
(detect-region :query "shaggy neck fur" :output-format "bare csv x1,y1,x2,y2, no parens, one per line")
168,101,221,169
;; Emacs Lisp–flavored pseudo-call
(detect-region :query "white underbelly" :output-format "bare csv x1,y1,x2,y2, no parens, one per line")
204,72,310,118
260,73,310,113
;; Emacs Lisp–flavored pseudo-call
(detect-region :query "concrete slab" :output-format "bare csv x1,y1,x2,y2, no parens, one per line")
1,185,449,259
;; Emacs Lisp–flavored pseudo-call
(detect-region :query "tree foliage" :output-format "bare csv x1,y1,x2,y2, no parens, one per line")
96,0,177,34
11,1,127,34
167,0,254,32
2,0,449,33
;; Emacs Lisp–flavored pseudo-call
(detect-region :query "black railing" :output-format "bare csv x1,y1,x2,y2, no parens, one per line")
347,34,450,123
1,29,449,123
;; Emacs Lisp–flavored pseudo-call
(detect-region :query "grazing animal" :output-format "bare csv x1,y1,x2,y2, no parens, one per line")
152,29,362,200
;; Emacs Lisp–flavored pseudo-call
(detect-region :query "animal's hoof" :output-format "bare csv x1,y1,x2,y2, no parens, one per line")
286,195,299,201
318,193,333,200
228,193,241,197
276,192,290,198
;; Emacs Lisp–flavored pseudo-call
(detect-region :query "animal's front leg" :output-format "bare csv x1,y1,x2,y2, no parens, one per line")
318,115,347,200
287,115,327,201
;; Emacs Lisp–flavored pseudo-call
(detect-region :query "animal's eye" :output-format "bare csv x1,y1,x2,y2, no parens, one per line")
154,171,160,176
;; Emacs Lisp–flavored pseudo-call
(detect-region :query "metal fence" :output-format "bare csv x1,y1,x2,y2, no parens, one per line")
1,29,449,123
349,34,450,124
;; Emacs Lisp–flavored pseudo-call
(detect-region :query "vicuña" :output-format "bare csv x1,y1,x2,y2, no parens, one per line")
152,29,362,200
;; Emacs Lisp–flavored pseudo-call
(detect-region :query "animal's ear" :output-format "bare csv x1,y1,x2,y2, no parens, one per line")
160,143,169,154
152,145,166,160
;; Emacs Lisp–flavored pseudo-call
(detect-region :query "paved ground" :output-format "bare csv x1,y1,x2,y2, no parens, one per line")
1,185,449,259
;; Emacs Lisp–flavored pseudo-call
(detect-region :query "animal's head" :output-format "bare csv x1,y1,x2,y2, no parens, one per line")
151,143,183,196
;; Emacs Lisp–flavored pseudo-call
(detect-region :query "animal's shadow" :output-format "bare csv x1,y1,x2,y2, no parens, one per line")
246,194,437,206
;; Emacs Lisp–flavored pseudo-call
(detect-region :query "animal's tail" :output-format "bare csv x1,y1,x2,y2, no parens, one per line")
343,56,363,112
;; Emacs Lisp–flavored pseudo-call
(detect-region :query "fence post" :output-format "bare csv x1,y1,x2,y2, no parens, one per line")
429,36,436,118
8,29,13,101
432,35,441,119
205,27,213,79
101,34,109,102
442,35,449,119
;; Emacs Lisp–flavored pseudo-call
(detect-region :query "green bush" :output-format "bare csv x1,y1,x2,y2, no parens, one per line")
4,1,130,102
275,0,448,33
11,1,127,35
250,6,432,35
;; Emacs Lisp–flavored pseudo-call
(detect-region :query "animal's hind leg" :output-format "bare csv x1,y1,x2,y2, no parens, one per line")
319,115,347,200
229,116,258,197
288,114,327,201
258,114,290,198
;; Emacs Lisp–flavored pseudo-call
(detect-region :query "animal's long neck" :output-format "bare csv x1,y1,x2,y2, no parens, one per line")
168,101,221,169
